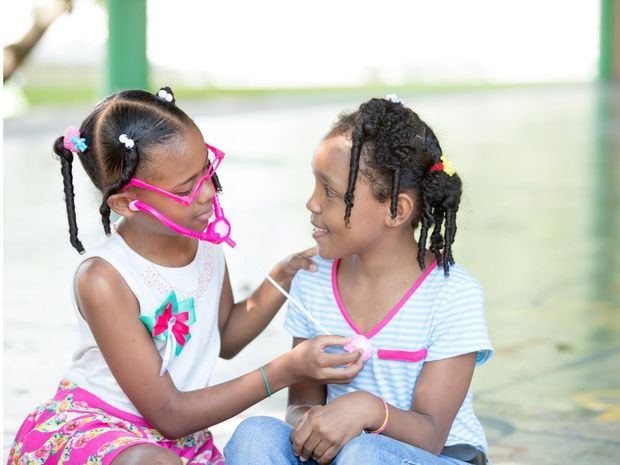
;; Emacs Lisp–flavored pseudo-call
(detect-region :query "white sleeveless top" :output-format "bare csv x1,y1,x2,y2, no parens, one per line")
64,226,225,416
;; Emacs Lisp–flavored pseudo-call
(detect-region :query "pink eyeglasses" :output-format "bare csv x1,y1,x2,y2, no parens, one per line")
121,142,235,247
121,143,224,206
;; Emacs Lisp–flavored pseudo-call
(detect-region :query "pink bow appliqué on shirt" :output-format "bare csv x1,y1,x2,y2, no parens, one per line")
139,291,196,376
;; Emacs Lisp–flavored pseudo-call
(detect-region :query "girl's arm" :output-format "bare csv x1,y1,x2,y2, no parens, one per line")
286,337,328,426
368,353,476,453
369,352,476,454
218,248,316,359
291,353,476,463
76,258,362,440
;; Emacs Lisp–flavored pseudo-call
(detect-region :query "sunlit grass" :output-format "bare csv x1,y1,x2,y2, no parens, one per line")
18,81,586,107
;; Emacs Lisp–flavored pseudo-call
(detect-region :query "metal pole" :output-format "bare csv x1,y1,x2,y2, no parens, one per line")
107,0,148,93
600,0,615,81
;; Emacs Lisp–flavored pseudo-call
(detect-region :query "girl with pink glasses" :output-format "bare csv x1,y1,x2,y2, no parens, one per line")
7,87,364,465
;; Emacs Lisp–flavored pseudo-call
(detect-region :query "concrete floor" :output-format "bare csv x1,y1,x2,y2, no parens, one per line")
4,85,620,464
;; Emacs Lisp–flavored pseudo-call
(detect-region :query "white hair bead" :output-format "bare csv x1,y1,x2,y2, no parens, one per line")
119,134,134,149
385,94,402,104
157,89,173,102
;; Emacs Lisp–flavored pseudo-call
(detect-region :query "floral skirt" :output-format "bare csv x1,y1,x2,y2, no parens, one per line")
7,380,224,465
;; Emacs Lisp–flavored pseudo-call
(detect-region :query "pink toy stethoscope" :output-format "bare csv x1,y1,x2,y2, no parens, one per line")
121,143,235,247
122,142,371,362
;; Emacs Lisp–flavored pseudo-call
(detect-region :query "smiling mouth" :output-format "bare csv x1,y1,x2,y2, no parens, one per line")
195,208,213,220
311,222,329,238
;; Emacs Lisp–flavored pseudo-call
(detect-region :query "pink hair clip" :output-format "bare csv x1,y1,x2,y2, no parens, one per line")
63,126,88,154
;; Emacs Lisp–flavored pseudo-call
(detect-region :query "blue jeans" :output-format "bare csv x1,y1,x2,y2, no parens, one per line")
224,416,471,465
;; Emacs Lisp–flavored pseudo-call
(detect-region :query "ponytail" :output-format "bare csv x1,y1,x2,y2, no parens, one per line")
53,137,85,254
418,167,462,276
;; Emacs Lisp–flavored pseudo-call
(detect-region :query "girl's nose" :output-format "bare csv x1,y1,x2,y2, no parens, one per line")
306,187,321,214
196,176,215,205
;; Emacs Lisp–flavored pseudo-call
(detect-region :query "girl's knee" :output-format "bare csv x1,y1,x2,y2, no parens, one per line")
225,416,292,456
335,435,380,464
336,434,375,465
231,416,291,440
335,435,442,465
110,444,182,465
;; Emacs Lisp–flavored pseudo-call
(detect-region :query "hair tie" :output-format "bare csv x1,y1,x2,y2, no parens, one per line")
119,134,135,149
430,155,455,176
157,89,174,103
385,93,402,104
63,127,88,154
429,162,444,173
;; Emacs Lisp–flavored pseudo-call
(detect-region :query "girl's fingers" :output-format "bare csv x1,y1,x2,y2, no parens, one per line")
289,254,317,273
289,247,318,271
314,335,352,349
290,414,307,445
321,357,364,383
292,410,310,436
311,439,331,461
300,432,321,461
291,415,313,457
293,411,309,430
319,349,361,368
317,445,340,465
303,258,318,272
299,246,318,258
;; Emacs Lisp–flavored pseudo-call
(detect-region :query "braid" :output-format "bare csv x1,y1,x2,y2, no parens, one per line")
212,172,223,192
53,137,85,253
99,144,141,235
344,126,364,226
444,207,457,267
429,204,446,269
416,193,434,270
390,165,401,218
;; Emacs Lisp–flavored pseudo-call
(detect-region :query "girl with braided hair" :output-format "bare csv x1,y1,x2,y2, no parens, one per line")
8,87,366,465
225,96,493,465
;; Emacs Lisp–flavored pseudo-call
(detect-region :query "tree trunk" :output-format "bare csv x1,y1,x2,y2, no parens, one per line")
3,0,73,83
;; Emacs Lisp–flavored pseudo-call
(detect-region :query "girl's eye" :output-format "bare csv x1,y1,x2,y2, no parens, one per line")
324,186,337,198
177,189,192,197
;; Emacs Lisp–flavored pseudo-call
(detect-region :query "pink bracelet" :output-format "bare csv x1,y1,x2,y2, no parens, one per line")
367,397,389,434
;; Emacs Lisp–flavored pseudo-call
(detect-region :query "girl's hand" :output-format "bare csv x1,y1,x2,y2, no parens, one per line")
271,247,318,286
290,392,379,464
285,335,364,385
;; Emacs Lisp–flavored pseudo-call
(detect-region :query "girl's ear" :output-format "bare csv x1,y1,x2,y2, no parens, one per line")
384,191,416,228
107,191,138,218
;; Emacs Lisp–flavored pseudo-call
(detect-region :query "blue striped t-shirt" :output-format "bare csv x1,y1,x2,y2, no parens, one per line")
284,256,493,452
